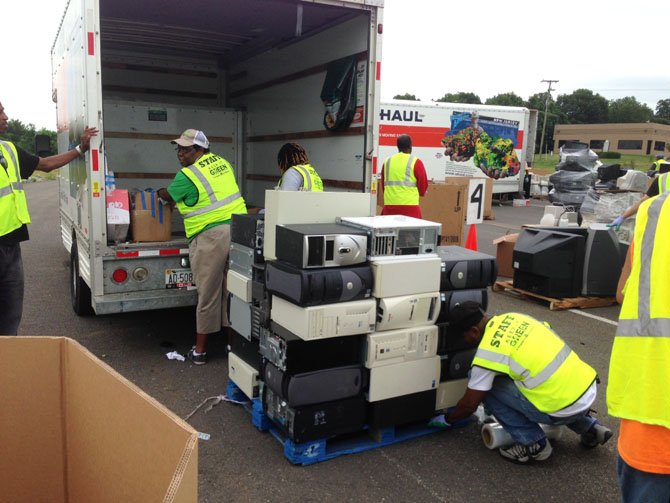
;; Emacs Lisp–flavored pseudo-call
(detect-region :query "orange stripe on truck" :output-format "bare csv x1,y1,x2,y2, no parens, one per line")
379,125,448,148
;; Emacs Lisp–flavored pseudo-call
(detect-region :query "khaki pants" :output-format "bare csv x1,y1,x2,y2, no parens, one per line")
189,224,230,334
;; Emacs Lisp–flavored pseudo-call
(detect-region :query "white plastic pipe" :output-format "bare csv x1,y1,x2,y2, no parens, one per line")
481,422,564,450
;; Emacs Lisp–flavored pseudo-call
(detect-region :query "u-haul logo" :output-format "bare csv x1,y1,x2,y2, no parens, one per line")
379,109,423,123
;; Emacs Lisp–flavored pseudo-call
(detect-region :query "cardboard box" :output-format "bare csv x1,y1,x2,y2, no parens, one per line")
0,337,198,503
420,181,467,246
493,233,518,277
444,176,494,219
106,189,130,243
131,190,173,242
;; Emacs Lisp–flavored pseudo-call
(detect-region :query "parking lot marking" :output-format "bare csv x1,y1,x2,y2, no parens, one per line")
568,309,619,327
379,450,447,502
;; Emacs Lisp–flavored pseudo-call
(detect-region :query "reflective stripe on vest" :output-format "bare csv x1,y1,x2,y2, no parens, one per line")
292,164,323,192
658,173,670,194
0,140,31,236
383,153,419,206
609,190,670,427
182,162,242,218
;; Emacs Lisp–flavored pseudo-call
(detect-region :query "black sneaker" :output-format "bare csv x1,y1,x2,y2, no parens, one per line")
580,423,613,448
499,438,552,464
187,346,207,365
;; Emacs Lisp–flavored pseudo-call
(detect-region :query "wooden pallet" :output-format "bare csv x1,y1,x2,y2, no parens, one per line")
492,280,617,311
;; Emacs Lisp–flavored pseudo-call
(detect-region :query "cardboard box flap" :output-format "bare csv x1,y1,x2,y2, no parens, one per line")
0,337,198,503
493,232,519,245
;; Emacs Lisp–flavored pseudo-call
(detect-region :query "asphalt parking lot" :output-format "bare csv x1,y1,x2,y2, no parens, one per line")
21,181,623,502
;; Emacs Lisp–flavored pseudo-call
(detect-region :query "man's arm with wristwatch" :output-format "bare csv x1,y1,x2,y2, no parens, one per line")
36,126,98,173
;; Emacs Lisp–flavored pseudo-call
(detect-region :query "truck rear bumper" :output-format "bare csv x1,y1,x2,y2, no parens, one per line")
92,289,198,314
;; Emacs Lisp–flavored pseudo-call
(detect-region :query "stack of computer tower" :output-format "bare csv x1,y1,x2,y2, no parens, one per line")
434,246,497,410
226,214,267,400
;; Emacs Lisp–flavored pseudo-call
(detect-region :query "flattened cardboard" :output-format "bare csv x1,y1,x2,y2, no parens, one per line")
420,182,467,247
493,233,518,277
131,190,173,242
444,176,494,219
0,337,197,503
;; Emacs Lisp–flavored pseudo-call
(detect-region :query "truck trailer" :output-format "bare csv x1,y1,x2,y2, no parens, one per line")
52,0,383,315
378,100,538,195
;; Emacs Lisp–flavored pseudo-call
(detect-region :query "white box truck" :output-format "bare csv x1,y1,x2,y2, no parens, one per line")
378,100,538,195
52,0,383,315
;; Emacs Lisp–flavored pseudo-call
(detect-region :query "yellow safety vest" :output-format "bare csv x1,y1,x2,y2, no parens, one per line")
657,172,670,193
608,192,670,428
472,313,597,414
0,140,31,236
279,164,324,191
176,152,247,238
653,159,668,171
383,152,419,206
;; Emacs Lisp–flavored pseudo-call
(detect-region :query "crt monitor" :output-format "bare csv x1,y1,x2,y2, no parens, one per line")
513,228,586,298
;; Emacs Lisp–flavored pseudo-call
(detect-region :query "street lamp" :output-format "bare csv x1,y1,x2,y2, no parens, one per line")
539,79,558,157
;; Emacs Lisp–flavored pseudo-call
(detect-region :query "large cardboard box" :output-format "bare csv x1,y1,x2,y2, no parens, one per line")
420,182,467,246
0,337,198,503
131,190,173,242
493,233,518,278
444,176,494,220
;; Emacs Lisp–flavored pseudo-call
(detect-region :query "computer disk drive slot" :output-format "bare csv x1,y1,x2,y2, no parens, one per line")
259,322,362,373
367,356,440,402
376,292,440,331
229,352,260,399
275,223,367,269
364,325,438,368
271,296,376,341
264,362,364,407
263,387,366,444
337,215,441,257
227,269,252,303
265,261,372,306
370,255,442,298
435,379,469,411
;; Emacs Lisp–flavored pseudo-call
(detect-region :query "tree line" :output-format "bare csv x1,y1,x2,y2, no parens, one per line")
3,119,57,156
393,90,670,154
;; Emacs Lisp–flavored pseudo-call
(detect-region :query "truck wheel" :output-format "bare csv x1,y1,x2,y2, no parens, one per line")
70,242,93,315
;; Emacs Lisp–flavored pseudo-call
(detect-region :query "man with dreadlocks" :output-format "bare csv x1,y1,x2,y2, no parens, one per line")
276,143,324,191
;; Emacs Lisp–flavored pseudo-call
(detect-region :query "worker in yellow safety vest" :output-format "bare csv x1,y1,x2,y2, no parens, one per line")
379,134,428,218
610,191,670,501
610,167,670,230
157,129,247,365
430,301,612,464
276,143,323,191
0,100,97,335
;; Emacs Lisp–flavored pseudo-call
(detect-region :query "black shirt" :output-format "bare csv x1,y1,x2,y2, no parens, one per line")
647,178,659,198
0,145,40,245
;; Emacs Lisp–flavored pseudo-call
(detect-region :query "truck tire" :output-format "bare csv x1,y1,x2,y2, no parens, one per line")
70,241,93,315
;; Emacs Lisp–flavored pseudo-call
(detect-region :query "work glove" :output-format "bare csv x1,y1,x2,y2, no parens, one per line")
608,215,624,231
428,414,452,429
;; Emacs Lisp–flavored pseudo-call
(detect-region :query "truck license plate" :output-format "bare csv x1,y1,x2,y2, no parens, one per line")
165,268,195,289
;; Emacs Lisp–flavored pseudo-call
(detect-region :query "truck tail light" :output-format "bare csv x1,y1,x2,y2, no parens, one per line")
112,268,128,284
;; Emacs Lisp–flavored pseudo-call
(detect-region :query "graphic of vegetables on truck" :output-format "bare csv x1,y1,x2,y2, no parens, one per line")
441,111,521,179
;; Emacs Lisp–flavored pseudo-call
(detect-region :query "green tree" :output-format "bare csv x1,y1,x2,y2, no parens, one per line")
393,93,418,101
608,96,654,123
656,98,670,120
555,89,609,124
4,119,57,155
485,92,525,107
436,92,482,104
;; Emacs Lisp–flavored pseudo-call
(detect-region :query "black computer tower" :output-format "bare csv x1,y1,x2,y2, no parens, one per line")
367,389,437,429
437,246,497,290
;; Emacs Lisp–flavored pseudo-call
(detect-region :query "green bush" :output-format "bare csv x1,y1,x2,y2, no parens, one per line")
599,151,621,159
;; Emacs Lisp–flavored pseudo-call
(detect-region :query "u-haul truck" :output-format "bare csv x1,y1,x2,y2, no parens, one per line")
52,0,383,315
378,100,538,195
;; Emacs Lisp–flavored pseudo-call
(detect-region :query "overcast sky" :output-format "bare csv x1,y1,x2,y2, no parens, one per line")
3,0,668,130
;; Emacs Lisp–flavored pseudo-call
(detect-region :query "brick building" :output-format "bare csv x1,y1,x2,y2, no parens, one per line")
553,123,670,156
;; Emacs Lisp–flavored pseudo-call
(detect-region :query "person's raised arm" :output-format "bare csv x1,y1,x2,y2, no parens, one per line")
37,127,98,172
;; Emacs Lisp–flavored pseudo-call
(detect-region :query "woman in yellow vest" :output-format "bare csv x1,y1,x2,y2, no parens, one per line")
431,301,612,464
611,192,670,501
276,143,323,191
157,129,247,365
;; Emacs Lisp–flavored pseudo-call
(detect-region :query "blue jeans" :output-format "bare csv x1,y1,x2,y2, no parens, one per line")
617,455,670,503
483,376,596,445
0,243,24,335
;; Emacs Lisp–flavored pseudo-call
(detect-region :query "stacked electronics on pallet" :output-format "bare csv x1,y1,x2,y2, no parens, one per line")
226,193,496,446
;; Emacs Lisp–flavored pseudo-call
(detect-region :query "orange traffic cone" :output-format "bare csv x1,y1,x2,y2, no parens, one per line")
465,224,478,251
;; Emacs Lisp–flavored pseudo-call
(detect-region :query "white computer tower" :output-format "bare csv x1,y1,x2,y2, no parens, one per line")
271,296,376,341
228,352,260,399
367,356,440,402
364,325,438,368
376,292,441,331
227,269,252,303
435,379,468,411
371,255,442,298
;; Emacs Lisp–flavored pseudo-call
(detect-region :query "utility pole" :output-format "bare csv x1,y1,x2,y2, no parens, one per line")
539,79,558,158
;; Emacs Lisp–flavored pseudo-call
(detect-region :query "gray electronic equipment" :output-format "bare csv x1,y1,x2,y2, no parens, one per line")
227,269,252,303
370,254,442,298
337,215,441,257
364,325,438,368
271,296,376,341
435,379,468,410
229,242,255,279
230,294,252,340
367,356,440,402
275,223,367,269
376,292,441,331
